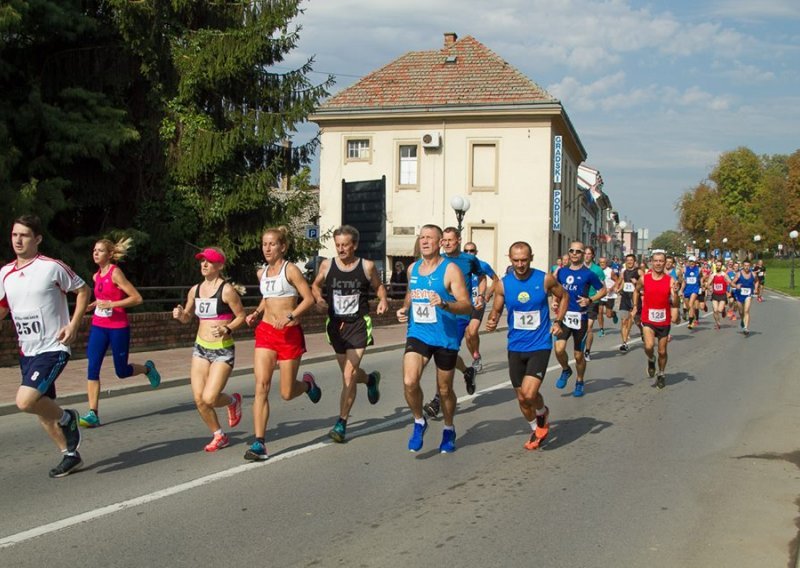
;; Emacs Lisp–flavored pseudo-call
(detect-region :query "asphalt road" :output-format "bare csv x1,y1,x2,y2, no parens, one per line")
1,294,798,567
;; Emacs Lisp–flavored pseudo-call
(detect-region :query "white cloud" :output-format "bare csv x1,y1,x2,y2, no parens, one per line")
708,0,800,21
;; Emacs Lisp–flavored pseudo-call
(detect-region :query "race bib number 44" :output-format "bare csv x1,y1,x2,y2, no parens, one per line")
412,302,437,324
513,310,540,331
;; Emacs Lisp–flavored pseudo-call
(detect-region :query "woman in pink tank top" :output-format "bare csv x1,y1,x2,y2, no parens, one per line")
79,238,161,428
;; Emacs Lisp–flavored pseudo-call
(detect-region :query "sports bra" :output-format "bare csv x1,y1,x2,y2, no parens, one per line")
260,261,298,298
193,281,234,320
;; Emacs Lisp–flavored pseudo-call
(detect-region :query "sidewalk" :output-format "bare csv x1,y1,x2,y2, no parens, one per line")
0,323,413,416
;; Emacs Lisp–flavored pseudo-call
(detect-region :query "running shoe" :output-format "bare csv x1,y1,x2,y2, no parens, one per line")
61,409,81,452
303,372,322,403
423,396,440,419
525,406,550,450
619,343,629,353
656,373,666,390
647,357,656,378
612,313,619,324
244,440,269,461
598,328,605,337
145,360,161,388
555,367,573,389
584,350,592,362
573,382,585,397
408,419,428,452
49,452,83,478
328,420,346,443
79,410,101,428
714,322,721,331
667,334,673,343
743,328,750,337
204,432,230,452
471,356,483,373
439,428,456,454
227,393,242,428
464,366,476,395
367,371,381,404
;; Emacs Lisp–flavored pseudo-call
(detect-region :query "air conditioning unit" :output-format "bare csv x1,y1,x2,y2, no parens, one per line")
421,132,442,148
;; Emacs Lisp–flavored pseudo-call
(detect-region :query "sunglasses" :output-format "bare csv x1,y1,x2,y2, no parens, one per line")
568,248,585,254
464,248,477,253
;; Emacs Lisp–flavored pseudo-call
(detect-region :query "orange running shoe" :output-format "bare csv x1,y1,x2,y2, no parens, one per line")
227,393,242,428
204,432,230,452
525,407,550,450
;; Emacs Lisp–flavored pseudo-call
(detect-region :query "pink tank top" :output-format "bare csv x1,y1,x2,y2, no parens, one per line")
91,265,130,328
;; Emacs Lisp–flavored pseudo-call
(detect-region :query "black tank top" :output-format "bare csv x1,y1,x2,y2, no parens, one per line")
621,268,639,296
324,258,370,321
193,280,234,319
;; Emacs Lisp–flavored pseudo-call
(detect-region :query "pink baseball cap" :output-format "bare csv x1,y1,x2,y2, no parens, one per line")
195,248,226,264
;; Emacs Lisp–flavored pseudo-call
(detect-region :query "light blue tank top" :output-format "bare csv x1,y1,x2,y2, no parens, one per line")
407,258,459,350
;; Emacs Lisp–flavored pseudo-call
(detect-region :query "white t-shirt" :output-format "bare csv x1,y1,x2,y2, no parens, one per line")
0,255,86,356
603,267,618,299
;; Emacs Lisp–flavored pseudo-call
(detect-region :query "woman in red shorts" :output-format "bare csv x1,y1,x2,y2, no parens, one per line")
243,226,319,461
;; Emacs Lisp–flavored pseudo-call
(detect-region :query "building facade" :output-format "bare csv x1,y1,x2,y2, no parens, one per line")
311,33,587,276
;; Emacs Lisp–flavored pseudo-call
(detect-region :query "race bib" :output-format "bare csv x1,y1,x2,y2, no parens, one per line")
739,287,751,297
648,308,667,323
623,282,635,293
94,306,113,318
713,283,724,293
195,298,219,318
564,311,582,330
686,276,697,285
513,310,540,331
14,310,44,339
412,301,437,324
333,292,360,316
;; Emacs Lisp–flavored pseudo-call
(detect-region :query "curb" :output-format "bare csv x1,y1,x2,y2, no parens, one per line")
0,341,410,418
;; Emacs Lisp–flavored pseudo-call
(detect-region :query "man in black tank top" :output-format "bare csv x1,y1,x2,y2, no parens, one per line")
312,225,388,443
616,254,642,352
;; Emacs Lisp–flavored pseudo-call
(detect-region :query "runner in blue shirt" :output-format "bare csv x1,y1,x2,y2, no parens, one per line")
486,241,568,450
553,242,606,397
463,241,498,373
423,228,484,418
396,224,472,453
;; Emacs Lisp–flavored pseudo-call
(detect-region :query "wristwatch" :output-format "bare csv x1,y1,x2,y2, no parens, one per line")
441,301,449,311
286,313,295,321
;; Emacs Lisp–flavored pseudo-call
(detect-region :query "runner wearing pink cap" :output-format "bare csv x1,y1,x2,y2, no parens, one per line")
173,247,246,452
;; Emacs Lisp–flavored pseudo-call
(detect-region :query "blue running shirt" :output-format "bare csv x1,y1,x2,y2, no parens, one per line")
504,269,551,352
407,258,459,350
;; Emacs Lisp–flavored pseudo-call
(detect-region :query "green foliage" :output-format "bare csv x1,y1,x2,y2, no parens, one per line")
1,0,329,290
650,230,687,255
679,147,800,254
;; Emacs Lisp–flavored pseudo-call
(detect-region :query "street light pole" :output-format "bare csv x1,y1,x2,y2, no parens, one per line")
790,230,799,289
450,195,471,237
705,238,710,259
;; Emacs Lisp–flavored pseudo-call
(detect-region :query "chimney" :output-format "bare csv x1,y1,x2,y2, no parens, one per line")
444,32,458,48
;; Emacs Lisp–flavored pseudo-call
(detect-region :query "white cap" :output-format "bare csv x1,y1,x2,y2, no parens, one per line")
688,255,697,261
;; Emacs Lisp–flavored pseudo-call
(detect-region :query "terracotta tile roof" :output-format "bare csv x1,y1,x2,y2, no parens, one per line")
318,35,557,111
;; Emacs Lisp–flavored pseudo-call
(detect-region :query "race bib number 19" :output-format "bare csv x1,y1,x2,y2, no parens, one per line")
412,302,437,324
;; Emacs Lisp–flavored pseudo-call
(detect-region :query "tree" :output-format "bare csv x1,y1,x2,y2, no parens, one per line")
650,230,687,255
114,0,332,282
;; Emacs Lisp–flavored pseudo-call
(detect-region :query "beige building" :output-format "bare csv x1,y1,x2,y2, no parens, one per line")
311,33,586,276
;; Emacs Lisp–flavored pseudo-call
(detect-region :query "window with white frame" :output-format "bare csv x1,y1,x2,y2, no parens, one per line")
346,138,371,162
398,144,418,187
470,142,498,191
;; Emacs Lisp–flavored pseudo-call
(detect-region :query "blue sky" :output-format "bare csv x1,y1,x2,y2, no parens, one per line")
285,0,800,238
